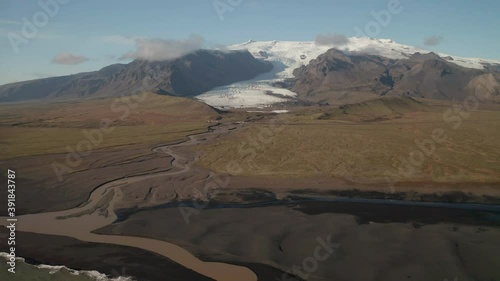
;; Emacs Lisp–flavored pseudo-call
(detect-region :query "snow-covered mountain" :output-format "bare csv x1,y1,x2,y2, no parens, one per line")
196,37,500,108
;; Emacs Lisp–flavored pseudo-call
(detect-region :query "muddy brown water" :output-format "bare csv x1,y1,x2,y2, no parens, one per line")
0,123,258,281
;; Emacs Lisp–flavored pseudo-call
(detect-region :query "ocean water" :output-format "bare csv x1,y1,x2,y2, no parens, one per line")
0,253,133,281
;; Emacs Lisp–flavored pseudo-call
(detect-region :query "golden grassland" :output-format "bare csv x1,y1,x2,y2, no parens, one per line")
196,98,500,184
2,94,499,185
0,93,218,160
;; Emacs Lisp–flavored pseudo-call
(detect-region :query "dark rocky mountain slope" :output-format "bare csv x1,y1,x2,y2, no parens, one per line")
0,50,272,102
291,49,500,104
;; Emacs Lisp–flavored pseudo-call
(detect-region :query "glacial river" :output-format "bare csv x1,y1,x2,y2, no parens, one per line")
0,123,258,281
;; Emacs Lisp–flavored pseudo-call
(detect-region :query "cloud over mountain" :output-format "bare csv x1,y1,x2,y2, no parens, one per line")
121,35,205,61
52,52,89,65
315,33,350,46
424,35,444,46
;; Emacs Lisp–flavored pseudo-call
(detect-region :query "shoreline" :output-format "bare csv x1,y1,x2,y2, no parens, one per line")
0,252,133,281
0,231,216,281
0,231,295,281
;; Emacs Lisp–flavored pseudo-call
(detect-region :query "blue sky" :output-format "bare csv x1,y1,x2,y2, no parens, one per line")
0,0,499,85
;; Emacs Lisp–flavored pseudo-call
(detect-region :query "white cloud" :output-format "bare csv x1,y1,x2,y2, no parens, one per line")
120,34,205,61
424,35,444,46
344,47,382,56
315,33,350,46
52,52,89,65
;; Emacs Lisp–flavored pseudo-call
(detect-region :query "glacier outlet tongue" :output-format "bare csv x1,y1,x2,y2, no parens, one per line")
195,41,332,108
194,60,297,109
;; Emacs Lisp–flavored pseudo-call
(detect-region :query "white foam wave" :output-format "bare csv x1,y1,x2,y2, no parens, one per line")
1,252,134,281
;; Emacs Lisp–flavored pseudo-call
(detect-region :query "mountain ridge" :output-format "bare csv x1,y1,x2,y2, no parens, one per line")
0,50,272,102
290,48,500,103
2,38,499,106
